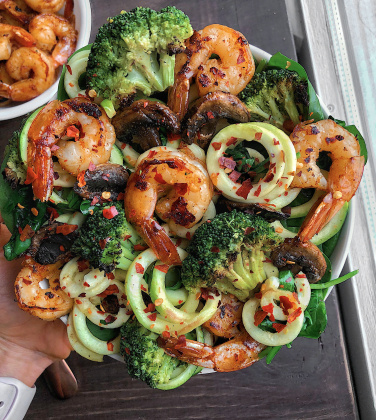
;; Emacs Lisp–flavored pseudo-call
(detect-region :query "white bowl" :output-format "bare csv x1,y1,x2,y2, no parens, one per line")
0,0,92,122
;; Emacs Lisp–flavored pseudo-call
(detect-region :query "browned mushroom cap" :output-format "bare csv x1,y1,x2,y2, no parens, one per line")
28,222,78,265
215,196,291,223
112,100,180,153
270,237,327,283
73,163,129,201
181,91,250,149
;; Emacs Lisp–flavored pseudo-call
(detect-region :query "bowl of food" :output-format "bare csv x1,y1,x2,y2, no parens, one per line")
0,0,91,121
0,6,366,391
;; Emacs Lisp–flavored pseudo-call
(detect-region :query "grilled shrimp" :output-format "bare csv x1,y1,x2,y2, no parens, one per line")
0,23,35,60
24,0,65,13
14,257,73,321
168,24,255,119
157,327,265,372
0,0,33,25
124,146,213,266
27,97,116,201
290,119,364,241
0,46,55,101
29,13,77,66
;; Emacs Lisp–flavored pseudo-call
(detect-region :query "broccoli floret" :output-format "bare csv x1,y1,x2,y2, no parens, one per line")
239,69,309,131
86,7,193,108
3,127,26,187
182,210,283,301
71,202,144,272
120,319,180,389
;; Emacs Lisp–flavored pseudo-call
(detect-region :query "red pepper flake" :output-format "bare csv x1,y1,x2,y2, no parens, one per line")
56,224,78,235
134,244,148,251
24,167,38,184
228,170,241,182
254,132,262,140
244,226,255,235
295,273,306,278
30,207,39,217
254,184,262,197
263,257,272,263
66,64,72,75
178,300,183,304
218,156,236,170
174,335,187,349
135,263,144,274
144,303,156,313
237,50,245,64
236,179,252,199
66,125,80,141
200,288,211,300
211,142,222,151
262,303,275,322
20,224,34,242
105,315,117,324
279,295,294,316
147,313,157,321
210,246,220,253
287,307,302,324
273,323,287,333
147,150,158,159
103,206,118,219
88,162,96,171
77,171,86,188
97,310,105,315
75,299,82,304
174,183,188,195
90,196,99,206
207,111,215,119
185,232,191,240
83,281,90,287
123,346,130,354
156,264,169,273
254,292,262,299
117,192,125,201
226,136,238,146
77,259,89,272
141,284,147,292
273,138,280,145
106,272,115,280
97,284,119,297
254,310,268,326
154,172,166,184
59,245,65,252
162,331,171,338
107,341,114,352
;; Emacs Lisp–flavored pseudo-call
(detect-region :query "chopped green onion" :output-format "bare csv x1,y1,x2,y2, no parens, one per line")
310,270,359,289
101,99,116,118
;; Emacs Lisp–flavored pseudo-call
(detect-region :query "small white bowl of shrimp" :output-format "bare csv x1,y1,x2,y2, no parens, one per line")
0,0,91,121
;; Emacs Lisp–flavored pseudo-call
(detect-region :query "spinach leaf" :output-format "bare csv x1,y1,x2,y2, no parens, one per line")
278,270,295,292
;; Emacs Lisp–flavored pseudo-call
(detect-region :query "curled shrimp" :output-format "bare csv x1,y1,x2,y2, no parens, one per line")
27,97,116,201
124,146,213,266
168,24,255,119
0,22,35,60
29,13,77,66
0,0,33,25
23,0,65,13
157,326,265,372
290,119,364,242
14,257,73,321
0,46,55,101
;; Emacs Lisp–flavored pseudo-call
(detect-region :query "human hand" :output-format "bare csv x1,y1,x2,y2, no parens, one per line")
0,223,72,387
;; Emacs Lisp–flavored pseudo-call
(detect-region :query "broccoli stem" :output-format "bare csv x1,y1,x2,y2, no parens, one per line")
133,50,164,92
159,53,176,90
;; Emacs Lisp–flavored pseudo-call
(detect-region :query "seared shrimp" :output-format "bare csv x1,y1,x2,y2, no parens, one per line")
0,23,35,60
29,13,77,66
0,1,33,25
202,293,244,338
157,327,265,372
124,146,213,265
14,257,73,321
24,0,65,13
0,46,55,101
169,25,255,119
27,97,116,201
290,119,364,241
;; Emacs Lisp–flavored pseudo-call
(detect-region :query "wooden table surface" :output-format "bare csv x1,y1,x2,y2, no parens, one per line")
0,1,359,419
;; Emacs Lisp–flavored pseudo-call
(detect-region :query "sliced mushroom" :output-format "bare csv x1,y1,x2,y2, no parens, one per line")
181,91,250,149
215,197,290,223
73,163,129,201
270,237,327,283
112,100,180,153
28,222,78,265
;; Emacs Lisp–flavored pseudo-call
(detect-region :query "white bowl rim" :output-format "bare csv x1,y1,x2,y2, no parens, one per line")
0,0,92,122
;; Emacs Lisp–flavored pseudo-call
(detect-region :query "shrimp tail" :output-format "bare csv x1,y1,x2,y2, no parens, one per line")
0,81,10,99
28,143,54,202
142,219,182,266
